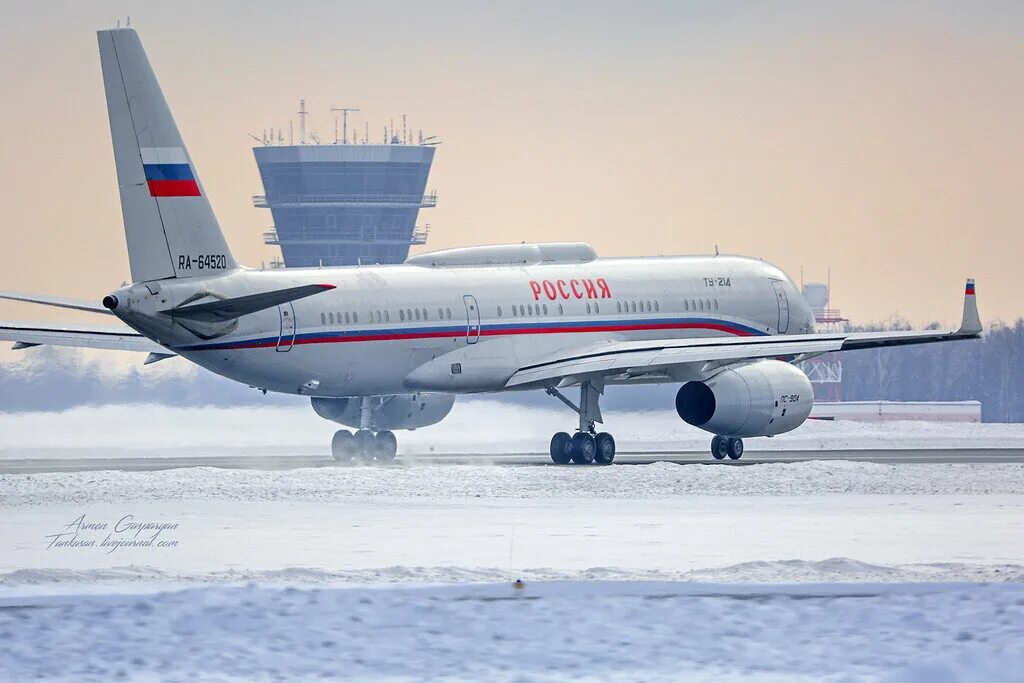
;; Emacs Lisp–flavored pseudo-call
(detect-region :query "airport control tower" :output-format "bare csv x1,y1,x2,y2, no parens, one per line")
253,103,438,267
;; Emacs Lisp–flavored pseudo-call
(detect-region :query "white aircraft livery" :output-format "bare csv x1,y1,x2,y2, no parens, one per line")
0,28,982,464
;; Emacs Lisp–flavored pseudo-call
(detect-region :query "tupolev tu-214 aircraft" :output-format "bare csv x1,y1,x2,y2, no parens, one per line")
0,28,982,464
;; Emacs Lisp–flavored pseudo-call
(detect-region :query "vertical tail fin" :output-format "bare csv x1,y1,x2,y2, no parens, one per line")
97,27,236,282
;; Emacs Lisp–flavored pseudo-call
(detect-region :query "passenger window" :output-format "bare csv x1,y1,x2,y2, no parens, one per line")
683,300,689,311
594,303,600,314
407,309,413,321
542,304,548,315
446,307,452,319
631,301,637,313
385,311,390,322
713,299,719,310
415,309,420,321
558,303,564,315
519,305,525,316
422,308,427,320
654,301,660,312
497,305,502,317
616,302,622,313
705,298,711,310
698,299,704,311
512,305,518,317
440,307,445,319
528,304,534,316
376,311,382,322
399,310,405,322
691,299,697,311
344,313,350,324
329,312,335,324
585,302,591,314
320,313,326,324
353,312,359,323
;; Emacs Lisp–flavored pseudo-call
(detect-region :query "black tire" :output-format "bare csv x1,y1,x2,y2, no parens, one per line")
711,435,726,460
353,429,376,461
570,432,596,464
594,432,616,465
726,437,744,460
331,430,354,461
376,430,398,461
550,432,573,464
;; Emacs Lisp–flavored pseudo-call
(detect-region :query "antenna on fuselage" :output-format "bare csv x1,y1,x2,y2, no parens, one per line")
714,244,720,256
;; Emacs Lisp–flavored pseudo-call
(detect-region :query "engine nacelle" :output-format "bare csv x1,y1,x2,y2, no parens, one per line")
675,360,813,438
311,393,455,431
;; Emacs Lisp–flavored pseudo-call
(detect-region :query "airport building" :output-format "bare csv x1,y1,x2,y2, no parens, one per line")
254,105,438,267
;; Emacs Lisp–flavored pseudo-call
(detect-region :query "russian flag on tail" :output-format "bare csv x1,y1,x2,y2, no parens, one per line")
965,279,976,296
141,147,200,197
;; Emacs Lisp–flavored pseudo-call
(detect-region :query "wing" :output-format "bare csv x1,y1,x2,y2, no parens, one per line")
0,321,170,354
506,279,982,389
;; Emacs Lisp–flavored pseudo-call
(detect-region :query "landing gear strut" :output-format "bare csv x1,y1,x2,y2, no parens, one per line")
710,435,744,461
546,380,616,465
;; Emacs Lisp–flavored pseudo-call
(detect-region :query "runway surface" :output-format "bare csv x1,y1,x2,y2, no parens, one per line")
2,448,1023,473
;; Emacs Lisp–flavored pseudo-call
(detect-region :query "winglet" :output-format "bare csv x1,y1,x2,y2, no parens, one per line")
959,278,982,335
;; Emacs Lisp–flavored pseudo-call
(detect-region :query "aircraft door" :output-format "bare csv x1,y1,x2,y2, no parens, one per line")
276,302,296,352
463,294,481,344
772,281,790,334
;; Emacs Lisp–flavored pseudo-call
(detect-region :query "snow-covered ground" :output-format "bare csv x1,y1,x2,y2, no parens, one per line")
2,581,1023,683
2,406,1023,681
2,402,1024,459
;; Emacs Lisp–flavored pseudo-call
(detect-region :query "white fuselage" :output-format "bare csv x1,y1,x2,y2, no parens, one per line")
110,254,814,398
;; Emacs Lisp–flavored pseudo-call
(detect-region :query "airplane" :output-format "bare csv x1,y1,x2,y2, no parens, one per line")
0,27,982,464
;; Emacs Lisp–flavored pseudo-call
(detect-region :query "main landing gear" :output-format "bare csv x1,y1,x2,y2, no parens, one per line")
546,380,616,465
710,435,744,460
331,429,398,462
331,397,398,463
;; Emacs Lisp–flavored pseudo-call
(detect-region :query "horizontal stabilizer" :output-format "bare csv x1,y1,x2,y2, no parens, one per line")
0,290,112,315
0,321,169,353
163,284,335,323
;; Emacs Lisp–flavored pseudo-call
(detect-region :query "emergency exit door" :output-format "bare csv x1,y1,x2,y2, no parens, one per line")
772,281,790,334
463,295,480,344
277,303,296,351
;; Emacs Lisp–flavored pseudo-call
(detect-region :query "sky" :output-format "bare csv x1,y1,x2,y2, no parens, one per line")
0,0,1021,340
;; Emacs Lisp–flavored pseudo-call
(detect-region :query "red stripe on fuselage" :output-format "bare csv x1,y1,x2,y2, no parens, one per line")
183,320,760,352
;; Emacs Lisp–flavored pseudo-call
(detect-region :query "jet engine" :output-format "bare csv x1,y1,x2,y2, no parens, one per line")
311,393,455,431
675,360,813,438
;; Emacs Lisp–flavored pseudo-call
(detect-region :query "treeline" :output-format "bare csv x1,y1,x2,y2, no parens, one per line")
840,319,1024,422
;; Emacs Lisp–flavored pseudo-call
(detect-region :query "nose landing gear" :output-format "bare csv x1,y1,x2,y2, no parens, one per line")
710,435,744,461
545,380,617,465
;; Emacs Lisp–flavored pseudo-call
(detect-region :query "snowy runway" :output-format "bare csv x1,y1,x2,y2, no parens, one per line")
3,581,1023,682
2,442,1023,680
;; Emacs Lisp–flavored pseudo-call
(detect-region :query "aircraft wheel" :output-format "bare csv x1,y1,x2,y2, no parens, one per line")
594,432,616,465
353,429,377,461
710,435,727,460
726,437,744,460
570,432,596,464
550,432,573,464
331,430,354,461
376,430,398,461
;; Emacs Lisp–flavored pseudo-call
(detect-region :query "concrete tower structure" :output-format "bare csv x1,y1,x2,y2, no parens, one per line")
253,115,437,267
